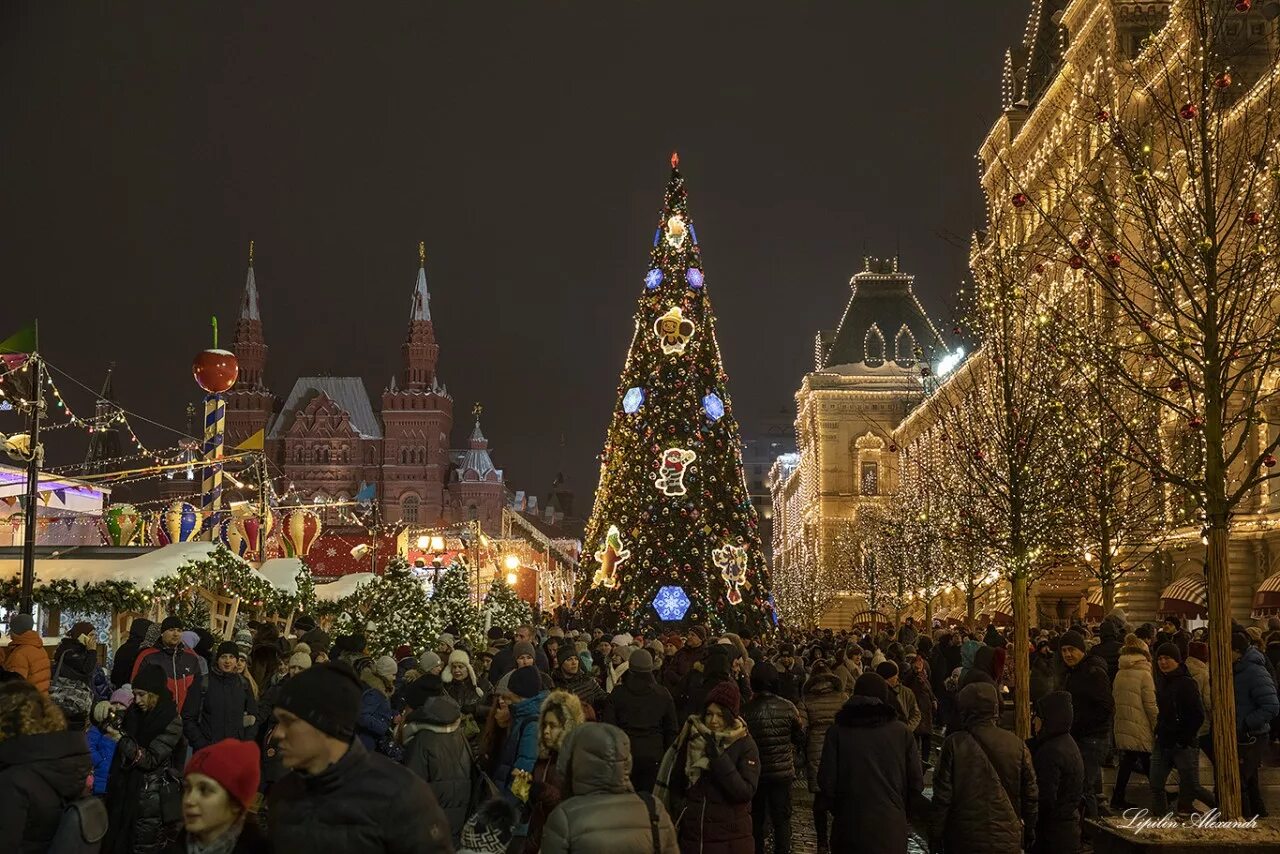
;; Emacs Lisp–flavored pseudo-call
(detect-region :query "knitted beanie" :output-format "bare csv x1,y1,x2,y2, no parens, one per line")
1156,642,1182,662
854,671,891,703
216,641,240,658
160,616,184,632
508,665,542,700
875,660,899,680
288,651,312,670
512,642,536,661
133,664,169,696
373,655,398,680
628,648,654,673
181,631,201,650
1059,630,1087,652
9,613,34,635
688,625,709,643
1188,641,1209,662
703,679,741,717
186,739,261,809
275,662,362,741
418,651,442,673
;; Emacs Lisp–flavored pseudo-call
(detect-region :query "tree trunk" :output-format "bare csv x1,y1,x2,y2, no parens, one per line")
966,589,976,627
925,597,934,629
1102,579,1116,617
1206,525,1242,817
1012,572,1031,739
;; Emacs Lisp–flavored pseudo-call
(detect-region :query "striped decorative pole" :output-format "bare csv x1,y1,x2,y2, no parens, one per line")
192,316,239,538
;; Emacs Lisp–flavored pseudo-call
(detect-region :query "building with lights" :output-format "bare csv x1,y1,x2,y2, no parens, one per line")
769,257,949,627
212,245,505,538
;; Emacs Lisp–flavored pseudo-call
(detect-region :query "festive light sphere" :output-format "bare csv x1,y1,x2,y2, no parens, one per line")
644,268,663,290
1069,255,1085,270
1105,251,1123,268
1179,102,1198,120
1095,109,1110,123
281,508,322,557
156,501,200,545
1011,192,1028,208
1170,377,1184,392
1236,0,1252,11
101,504,141,546
1189,416,1205,429
193,349,239,394
652,585,691,621
686,268,704,289
1266,454,1277,469
1215,71,1232,90
1247,210,1263,225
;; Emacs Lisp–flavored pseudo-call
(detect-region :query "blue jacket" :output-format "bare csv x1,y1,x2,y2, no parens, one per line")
357,687,394,751
86,726,117,796
495,690,546,798
1233,646,1280,736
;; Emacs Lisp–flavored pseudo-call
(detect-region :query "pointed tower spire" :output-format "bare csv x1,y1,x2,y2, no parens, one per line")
232,240,268,390
84,363,125,473
402,241,440,389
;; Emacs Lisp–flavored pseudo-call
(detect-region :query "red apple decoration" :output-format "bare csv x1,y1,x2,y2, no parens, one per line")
193,349,239,394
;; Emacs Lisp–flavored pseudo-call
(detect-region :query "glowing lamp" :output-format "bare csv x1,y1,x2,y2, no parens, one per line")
431,535,446,552
504,553,521,571
417,535,430,549
506,571,519,585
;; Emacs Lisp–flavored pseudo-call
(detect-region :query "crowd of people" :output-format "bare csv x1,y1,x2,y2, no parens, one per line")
1,607,1278,853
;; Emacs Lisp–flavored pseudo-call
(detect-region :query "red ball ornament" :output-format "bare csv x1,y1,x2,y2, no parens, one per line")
974,449,986,461
1215,72,1232,90
192,349,239,394
1077,236,1093,252
1179,102,1198,120
1139,318,1152,331
1189,415,1205,429
1069,255,1086,270
1011,192,1029,208
1236,0,1252,11
1105,251,1123,268
1266,454,1277,468
1034,262,1046,275
888,443,899,453
1170,377,1184,392
1096,109,1110,123
1247,210,1263,225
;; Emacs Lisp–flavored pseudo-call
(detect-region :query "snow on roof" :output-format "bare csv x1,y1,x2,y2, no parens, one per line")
0,542,270,590
314,572,376,603
258,557,307,596
267,377,383,440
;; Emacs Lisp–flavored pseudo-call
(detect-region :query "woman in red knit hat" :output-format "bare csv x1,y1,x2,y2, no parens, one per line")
164,738,269,853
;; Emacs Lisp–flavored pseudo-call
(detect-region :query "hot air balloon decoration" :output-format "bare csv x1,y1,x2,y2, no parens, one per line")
281,509,322,558
237,510,275,558
217,517,251,558
156,501,201,545
100,504,142,546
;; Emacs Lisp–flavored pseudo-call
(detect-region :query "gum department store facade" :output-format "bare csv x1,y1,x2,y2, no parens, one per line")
771,0,1280,630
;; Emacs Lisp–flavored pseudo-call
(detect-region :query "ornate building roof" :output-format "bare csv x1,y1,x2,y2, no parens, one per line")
268,377,383,439
817,257,946,375
452,411,501,483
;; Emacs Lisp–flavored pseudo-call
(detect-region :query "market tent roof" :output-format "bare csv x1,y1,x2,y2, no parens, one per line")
258,558,306,596
1081,587,1104,621
0,542,248,589
1252,572,1280,618
1159,574,1209,619
980,590,1013,626
850,609,892,628
314,572,376,603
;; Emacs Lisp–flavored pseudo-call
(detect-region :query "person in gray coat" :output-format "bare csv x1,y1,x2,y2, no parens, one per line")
541,722,679,854
402,693,473,844
931,681,1038,854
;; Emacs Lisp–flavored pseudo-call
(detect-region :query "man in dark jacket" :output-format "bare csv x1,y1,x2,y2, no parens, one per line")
130,615,204,744
1029,691,1083,854
742,662,806,854
602,648,677,793
110,617,154,689
1151,643,1206,814
1232,633,1279,817
929,633,961,732
773,644,806,703
192,641,257,750
489,625,550,683
268,661,453,853
817,672,922,854
402,693,472,845
1058,629,1112,818
1094,621,1124,683
663,625,708,700
932,681,1038,854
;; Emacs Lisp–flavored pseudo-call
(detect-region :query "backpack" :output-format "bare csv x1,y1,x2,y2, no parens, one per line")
48,796,108,854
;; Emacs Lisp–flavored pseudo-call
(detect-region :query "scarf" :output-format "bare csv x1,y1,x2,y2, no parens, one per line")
186,820,244,854
683,715,747,787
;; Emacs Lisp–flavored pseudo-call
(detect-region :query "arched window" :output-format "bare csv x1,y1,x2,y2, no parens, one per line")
401,448,409,465
401,495,420,523
294,446,303,464
894,325,916,364
864,324,885,366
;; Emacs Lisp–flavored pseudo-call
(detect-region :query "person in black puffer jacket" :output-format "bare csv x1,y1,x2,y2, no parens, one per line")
193,642,257,750
741,662,806,854
402,693,472,844
1058,629,1112,820
112,618,155,689
1151,643,1206,814
931,681,1038,854
1094,621,1124,683
0,682,94,854
603,649,678,793
1028,691,1083,854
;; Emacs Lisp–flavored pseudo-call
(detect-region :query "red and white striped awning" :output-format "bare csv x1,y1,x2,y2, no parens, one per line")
1080,587,1104,621
981,591,1013,626
1251,572,1280,618
1159,574,1209,619
850,610,893,630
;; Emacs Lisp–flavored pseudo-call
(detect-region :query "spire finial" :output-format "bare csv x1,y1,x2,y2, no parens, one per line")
418,241,426,266
670,151,679,169
472,402,483,422
248,239,254,267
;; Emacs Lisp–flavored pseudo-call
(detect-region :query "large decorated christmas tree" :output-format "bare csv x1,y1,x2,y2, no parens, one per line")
578,154,771,633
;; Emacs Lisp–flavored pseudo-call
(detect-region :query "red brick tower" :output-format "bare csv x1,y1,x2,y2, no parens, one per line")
381,242,454,524
225,241,276,448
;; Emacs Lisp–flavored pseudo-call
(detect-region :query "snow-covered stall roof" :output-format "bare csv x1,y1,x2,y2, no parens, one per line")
258,558,306,597
0,542,280,591
314,572,376,603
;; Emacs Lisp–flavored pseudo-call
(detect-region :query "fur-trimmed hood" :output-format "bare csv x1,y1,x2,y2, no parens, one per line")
802,672,843,697
539,689,586,758
441,648,483,695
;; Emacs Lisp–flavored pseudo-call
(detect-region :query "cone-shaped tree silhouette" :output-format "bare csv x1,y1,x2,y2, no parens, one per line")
578,154,772,633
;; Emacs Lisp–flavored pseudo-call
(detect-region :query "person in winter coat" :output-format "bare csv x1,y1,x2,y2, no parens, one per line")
554,651,606,716
459,798,520,854
1110,635,1158,810
1058,629,1112,819
680,644,734,721
741,661,806,854
1029,641,1057,705
1094,621,1124,683
542,722,680,854
162,739,269,853
902,653,936,762
2,613,50,693
664,626,709,701
51,621,100,730
0,681,94,854
193,642,257,751
798,663,848,825
131,615,204,745
1151,643,1206,814
931,681,1038,854
267,661,453,853
930,633,961,733
831,645,862,694
495,666,549,814
442,649,488,721
112,618,155,688
356,655,397,752
525,690,586,853
1186,641,1213,758
88,688,133,795
772,645,806,703
817,672,923,854
663,679,760,854
603,648,679,793
1232,632,1280,817
403,692,473,844
103,663,187,854
876,661,922,733
1028,691,1083,854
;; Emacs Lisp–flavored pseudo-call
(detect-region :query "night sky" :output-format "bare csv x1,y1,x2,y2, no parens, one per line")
2,3,1026,506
